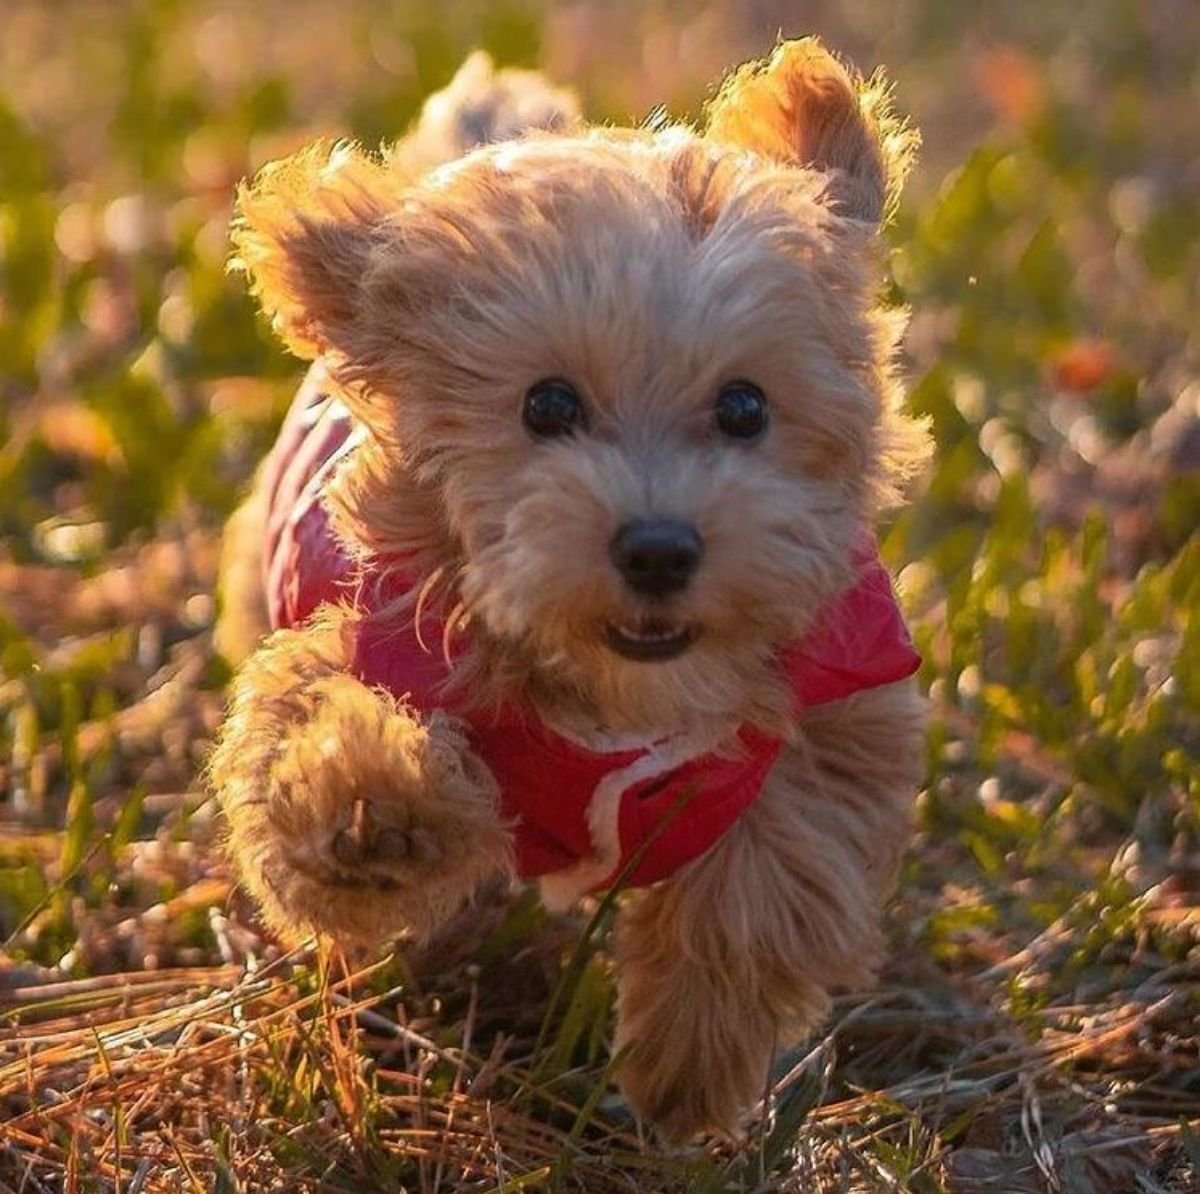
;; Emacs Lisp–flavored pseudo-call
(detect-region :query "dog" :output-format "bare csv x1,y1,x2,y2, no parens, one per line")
209,40,929,1142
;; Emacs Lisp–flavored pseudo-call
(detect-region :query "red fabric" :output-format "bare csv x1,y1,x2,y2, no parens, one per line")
260,378,921,890
260,367,360,629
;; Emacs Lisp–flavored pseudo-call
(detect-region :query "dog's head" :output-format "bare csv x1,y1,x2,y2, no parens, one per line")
233,41,927,734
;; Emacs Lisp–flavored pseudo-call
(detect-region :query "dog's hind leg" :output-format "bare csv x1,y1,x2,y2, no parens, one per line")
214,479,271,667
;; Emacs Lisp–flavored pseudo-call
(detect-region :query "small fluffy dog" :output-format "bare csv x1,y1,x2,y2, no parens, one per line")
210,40,929,1141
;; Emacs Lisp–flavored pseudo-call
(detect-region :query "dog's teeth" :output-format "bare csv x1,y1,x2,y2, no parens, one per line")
617,624,681,641
605,620,697,660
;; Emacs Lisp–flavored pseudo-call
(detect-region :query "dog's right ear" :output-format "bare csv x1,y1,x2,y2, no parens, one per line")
703,39,917,226
231,142,400,360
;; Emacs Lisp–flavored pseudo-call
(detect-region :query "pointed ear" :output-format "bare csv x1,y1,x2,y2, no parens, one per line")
230,142,402,358
704,39,918,225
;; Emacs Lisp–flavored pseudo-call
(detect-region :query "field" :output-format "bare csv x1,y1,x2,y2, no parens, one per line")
1,1,1198,1189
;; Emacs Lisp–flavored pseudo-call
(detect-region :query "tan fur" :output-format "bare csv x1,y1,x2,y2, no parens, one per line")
213,476,270,666
208,605,512,947
614,680,926,1141
212,41,931,1140
705,38,919,225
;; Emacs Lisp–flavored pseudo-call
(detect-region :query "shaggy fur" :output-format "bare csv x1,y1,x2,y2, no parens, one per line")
210,43,929,1142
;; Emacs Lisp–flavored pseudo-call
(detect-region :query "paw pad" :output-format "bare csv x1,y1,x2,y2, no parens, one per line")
329,798,443,868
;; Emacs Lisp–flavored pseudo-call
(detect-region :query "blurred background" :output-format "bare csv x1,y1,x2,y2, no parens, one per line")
2,0,1198,557
1,2,1198,1189
1,0,1197,562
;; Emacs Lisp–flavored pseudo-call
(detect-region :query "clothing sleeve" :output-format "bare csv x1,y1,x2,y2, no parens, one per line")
782,552,920,707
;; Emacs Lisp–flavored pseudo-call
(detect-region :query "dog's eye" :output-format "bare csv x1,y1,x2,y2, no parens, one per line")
714,381,768,440
523,379,587,438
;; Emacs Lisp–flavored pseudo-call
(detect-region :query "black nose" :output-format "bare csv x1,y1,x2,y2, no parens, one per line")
610,519,703,597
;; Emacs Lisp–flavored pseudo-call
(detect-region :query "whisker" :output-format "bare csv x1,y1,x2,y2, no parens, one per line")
441,600,468,668
413,564,447,654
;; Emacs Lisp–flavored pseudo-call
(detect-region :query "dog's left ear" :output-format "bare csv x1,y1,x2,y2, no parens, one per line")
704,38,917,225
230,142,400,360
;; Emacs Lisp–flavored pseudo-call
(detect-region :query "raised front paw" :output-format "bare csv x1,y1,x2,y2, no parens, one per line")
224,676,511,948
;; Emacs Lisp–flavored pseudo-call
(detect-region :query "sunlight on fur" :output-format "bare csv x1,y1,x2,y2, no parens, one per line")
210,39,930,1143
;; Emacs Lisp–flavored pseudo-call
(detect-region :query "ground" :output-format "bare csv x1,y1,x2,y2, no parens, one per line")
0,1,1198,1190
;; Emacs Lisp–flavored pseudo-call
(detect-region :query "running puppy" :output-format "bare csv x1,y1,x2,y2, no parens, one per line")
210,41,928,1141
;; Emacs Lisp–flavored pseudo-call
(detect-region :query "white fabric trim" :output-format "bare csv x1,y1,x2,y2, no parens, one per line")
537,727,724,910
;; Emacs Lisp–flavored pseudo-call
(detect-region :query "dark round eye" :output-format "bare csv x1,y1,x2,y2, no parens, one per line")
715,381,768,440
523,378,587,438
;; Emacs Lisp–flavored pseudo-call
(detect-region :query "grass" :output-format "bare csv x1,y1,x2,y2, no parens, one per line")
1,0,1198,1189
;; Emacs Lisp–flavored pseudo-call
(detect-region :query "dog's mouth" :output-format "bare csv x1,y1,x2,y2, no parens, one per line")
604,618,698,662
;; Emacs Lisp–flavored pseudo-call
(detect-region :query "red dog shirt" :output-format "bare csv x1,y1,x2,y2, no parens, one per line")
259,373,921,902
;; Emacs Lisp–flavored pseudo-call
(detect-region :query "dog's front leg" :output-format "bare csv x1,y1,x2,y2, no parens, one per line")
613,681,926,1143
209,607,512,949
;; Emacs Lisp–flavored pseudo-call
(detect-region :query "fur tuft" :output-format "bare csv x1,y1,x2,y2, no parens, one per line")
704,37,919,225
229,141,397,358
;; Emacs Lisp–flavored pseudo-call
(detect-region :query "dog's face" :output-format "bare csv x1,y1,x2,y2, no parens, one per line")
234,42,926,733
